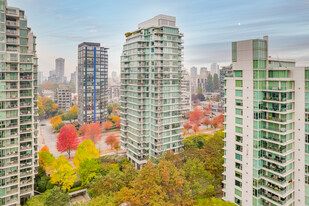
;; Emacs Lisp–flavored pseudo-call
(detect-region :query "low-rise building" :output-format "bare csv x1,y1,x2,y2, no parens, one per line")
55,86,72,111
108,85,120,103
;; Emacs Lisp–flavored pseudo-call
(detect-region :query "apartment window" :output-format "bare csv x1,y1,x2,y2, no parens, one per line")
306,135,309,143
235,180,242,188
235,153,242,161
235,198,242,205
232,42,237,62
236,135,243,143
236,90,243,97
235,171,242,179
234,189,242,197
236,126,243,134
306,165,309,173
236,117,243,125
235,162,242,170
236,108,243,116
235,70,243,78
235,80,243,87
306,175,309,184
236,99,243,106
306,145,309,154
236,144,243,152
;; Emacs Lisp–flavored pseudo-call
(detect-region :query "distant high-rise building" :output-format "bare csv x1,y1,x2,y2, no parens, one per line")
55,86,72,111
219,65,232,99
223,36,308,206
55,58,65,82
78,42,108,124
112,71,117,79
210,63,219,76
120,14,184,168
70,71,76,83
108,85,120,103
200,67,207,74
0,0,39,204
181,70,191,114
38,71,43,83
190,66,197,77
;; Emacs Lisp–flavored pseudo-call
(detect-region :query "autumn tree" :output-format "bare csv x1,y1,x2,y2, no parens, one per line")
115,161,194,205
105,135,118,149
50,155,77,190
78,123,88,136
183,158,215,198
183,122,192,132
50,115,62,130
102,120,113,130
115,118,121,128
39,97,58,118
201,117,211,128
25,187,70,206
211,114,224,128
203,104,211,115
73,140,100,168
189,108,204,125
192,124,200,134
83,123,102,144
40,145,50,153
56,125,80,158
111,115,120,123
78,158,101,186
38,151,56,172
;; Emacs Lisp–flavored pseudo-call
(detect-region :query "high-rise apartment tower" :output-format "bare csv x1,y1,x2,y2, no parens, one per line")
78,42,108,124
0,0,39,204
120,14,184,168
223,36,309,206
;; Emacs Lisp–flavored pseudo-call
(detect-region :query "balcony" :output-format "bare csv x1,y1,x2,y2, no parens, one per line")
263,173,287,185
263,164,286,174
6,20,18,27
262,181,287,195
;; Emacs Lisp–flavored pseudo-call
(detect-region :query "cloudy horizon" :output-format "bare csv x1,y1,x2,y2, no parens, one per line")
10,0,309,80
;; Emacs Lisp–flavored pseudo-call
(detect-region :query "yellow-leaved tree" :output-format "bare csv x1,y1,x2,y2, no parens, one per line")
50,155,77,190
73,140,100,169
50,115,62,129
38,150,56,172
69,105,78,116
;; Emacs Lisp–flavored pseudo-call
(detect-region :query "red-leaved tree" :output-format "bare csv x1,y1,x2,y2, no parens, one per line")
115,118,121,128
203,104,211,115
105,134,118,149
189,108,204,124
201,117,211,128
83,123,102,144
183,122,192,131
192,124,200,134
56,125,80,158
211,114,224,128
102,120,113,130
78,123,88,136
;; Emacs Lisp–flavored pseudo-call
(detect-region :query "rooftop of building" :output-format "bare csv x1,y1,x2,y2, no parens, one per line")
268,56,296,63
78,42,101,47
138,14,176,29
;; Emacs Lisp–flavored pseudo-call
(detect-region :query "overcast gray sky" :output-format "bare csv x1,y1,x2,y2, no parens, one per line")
10,0,309,79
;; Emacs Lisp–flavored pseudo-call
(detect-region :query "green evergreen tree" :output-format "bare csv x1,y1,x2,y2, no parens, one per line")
206,74,213,92
213,73,219,91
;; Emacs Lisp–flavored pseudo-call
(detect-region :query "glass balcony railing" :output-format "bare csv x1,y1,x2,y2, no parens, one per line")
263,164,286,174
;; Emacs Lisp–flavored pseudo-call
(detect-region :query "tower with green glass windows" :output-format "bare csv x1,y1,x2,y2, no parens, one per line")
0,0,39,205
120,15,184,168
223,36,309,205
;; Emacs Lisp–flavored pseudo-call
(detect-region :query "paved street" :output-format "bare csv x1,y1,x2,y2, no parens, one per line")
38,119,120,158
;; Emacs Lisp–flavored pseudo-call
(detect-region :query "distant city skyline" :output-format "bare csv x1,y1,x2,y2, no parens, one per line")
10,0,309,78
